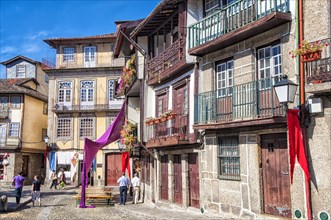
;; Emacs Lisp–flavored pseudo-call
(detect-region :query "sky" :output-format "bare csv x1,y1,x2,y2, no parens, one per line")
0,0,160,78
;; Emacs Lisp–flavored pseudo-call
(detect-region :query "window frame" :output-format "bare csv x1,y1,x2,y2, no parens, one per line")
204,0,220,16
79,117,95,139
63,47,75,62
16,65,26,78
108,80,116,101
216,60,234,98
56,117,73,139
10,95,21,109
257,43,282,89
9,123,20,137
58,81,73,105
218,136,240,180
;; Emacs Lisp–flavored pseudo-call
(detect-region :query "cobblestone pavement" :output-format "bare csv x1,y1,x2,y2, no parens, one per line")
1,186,223,220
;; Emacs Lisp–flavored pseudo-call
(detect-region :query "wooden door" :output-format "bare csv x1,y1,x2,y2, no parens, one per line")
261,133,291,218
106,153,122,186
188,153,200,208
174,84,188,139
173,155,182,204
160,155,168,200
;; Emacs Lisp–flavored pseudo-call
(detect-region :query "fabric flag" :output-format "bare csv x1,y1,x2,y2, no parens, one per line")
121,152,131,178
92,157,97,172
287,109,310,183
80,102,125,208
49,151,56,171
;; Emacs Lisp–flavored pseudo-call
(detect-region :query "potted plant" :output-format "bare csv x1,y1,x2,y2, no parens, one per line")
160,113,168,122
290,40,328,62
116,54,137,96
165,110,176,120
154,117,161,124
120,120,137,152
145,117,155,126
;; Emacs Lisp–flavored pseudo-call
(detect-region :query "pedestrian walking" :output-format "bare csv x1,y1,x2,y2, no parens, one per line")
131,173,140,204
58,169,66,189
31,175,42,207
50,170,58,189
117,173,131,205
12,171,24,204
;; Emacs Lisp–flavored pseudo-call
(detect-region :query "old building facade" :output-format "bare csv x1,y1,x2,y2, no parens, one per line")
43,34,125,186
0,55,49,184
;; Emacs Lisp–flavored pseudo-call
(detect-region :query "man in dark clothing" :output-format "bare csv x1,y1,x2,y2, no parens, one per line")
31,175,42,207
13,171,24,204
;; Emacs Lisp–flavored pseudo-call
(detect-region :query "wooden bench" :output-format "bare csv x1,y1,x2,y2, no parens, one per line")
74,187,114,207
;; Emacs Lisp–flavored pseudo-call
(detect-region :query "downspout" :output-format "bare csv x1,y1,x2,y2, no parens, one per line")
298,1,312,219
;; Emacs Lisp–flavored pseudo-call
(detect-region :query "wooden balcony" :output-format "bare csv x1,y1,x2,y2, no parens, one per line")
52,98,123,113
147,36,191,85
0,105,9,118
188,0,291,56
194,77,286,130
146,114,191,148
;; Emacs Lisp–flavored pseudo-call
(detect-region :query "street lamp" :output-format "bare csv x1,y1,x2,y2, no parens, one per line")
273,75,298,103
44,135,50,145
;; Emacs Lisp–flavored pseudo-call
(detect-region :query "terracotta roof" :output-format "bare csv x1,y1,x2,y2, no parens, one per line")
130,0,181,38
44,33,117,48
1,55,39,65
0,78,47,102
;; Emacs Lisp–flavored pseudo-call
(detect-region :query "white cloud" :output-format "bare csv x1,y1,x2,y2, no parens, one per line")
0,46,16,54
23,43,41,53
26,31,49,40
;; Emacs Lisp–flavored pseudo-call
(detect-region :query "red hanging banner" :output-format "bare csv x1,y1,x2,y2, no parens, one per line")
287,109,310,183
121,151,131,178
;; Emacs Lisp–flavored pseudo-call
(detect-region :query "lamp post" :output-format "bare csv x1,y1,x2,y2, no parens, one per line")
274,74,312,220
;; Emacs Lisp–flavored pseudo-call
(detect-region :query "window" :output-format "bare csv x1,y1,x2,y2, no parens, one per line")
258,44,282,89
57,118,72,139
205,0,219,16
63,47,75,62
183,88,188,115
0,96,9,107
16,65,26,78
108,80,115,101
9,123,19,137
43,102,48,115
58,81,72,104
216,60,234,97
11,96,21,108
107,115,116,127
79,117,94,138
218,136,240,180
80,81,94,104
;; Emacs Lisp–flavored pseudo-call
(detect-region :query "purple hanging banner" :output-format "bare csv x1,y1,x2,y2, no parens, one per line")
79,101,125,208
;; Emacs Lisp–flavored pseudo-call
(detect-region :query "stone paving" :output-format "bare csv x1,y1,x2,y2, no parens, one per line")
0,185,224,220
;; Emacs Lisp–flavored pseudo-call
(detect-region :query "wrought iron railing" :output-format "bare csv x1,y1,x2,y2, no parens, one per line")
42,56,127,70
52,98,123,112
146,113,189,142
147,36,186,82
305,38,331,84
188,0,290,49
195,77,286,124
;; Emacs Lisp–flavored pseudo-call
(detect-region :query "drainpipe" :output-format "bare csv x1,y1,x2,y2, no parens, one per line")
298,0,312,219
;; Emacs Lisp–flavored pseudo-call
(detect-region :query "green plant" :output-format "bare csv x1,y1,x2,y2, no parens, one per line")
116,54,137,96
290,40,328,58
120,120,137,151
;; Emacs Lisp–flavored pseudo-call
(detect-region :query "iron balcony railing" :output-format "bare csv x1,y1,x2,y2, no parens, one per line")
42,56,127,70
52,98,123,112
195,77,286,124
188,0,290,49
305,38,331,84
0,105,9,118
146,113,189,142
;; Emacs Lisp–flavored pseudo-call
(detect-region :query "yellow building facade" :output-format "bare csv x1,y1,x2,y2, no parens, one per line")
43,34,125,186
